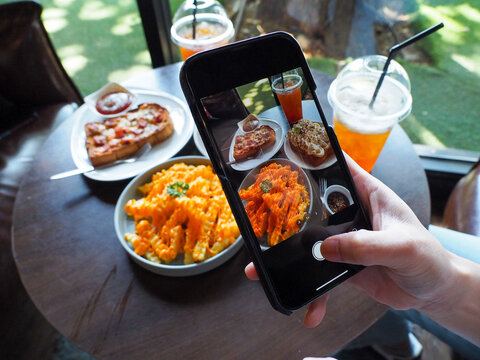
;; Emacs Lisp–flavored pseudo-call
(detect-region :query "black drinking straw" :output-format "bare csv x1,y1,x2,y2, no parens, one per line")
192,0,198,39
369,22,444,108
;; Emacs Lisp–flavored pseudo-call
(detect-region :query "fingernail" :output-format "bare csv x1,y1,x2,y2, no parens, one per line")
321,238,340,261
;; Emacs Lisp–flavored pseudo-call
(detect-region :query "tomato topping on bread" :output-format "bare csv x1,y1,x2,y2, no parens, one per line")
85,103,173,166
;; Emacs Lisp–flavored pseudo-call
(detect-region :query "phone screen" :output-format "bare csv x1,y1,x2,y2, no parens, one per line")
198,66,369,309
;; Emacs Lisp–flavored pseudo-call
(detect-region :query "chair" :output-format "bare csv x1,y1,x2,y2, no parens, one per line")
0,1,82,358
442,160,480,236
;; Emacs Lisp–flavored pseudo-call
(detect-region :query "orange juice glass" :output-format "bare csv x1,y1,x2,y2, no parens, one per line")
272,74,303,124
171,14,234,60
328,72,412,172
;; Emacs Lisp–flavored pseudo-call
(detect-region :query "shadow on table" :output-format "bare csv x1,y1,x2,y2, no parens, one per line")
128,247,253,305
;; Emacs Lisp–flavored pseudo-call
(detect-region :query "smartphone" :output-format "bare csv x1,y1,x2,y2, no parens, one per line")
180,32,371,315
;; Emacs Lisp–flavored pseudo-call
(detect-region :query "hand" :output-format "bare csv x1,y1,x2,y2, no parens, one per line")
245,155,460,327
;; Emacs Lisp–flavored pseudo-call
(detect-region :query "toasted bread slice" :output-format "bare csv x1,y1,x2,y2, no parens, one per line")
85,103,173,166
233,125,276,161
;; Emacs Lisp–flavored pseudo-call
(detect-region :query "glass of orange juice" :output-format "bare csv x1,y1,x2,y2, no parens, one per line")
328,67,412,173
271,72,304,125
170,13,234,61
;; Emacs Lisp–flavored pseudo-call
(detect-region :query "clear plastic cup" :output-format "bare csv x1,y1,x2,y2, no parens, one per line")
170,13,234,60
337,55,411,92
172,0,228,23
328,68,412,172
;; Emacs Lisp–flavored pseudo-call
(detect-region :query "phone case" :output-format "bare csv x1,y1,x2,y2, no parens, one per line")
180,32,370,314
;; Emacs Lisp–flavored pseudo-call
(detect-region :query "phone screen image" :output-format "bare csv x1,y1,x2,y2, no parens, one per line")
197,66,370,310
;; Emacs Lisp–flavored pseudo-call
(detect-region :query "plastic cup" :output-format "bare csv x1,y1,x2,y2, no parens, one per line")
170,13,234,60
328,72,412,172
271,74,303,124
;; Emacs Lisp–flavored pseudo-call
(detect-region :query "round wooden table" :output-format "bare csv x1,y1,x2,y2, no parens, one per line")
12,63,430,359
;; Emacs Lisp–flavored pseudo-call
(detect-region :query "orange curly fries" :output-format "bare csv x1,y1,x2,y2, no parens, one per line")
239,163,310,246
124,163,239,264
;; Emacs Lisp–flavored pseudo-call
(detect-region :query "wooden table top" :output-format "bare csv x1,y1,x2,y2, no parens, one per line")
12,62,430,359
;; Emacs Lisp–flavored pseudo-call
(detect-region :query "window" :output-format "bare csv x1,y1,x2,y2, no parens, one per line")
42,0,479,172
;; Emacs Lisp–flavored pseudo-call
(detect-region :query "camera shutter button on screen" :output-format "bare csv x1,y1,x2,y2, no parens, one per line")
312,241,325,261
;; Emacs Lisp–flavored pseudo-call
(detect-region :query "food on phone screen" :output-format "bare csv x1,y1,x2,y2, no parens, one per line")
233,125,276,161
96,91,134,115
85,103,173,166
239,163,310,246
327,191,349,214
242,114,260,132
287,119,332,166
125,163,240,264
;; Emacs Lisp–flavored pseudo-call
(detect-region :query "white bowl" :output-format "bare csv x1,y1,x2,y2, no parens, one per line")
114,156,243,276
322,184,354,215
84,82,136,118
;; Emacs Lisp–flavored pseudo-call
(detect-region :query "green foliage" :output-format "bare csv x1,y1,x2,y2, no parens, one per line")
34,0,479,150
40,0,151,96
400,60,480,150
308,1,480,151
306,58,339,77
236,79,277,115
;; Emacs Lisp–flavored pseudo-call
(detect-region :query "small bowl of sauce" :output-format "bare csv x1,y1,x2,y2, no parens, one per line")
85,82,136,118
237,114,261,133
322,184,354,215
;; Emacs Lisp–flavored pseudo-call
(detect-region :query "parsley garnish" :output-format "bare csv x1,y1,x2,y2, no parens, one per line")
167,181,190,197
260,179,273,193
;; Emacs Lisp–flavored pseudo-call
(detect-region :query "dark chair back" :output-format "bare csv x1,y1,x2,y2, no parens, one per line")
0,0,83,107
0,4,82,357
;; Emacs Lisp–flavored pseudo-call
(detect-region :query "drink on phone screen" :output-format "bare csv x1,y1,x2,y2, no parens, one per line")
171,14,234,60
272,74,303,124
328,73,411,172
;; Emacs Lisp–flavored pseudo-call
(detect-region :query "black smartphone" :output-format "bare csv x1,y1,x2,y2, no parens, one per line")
180,32,371,315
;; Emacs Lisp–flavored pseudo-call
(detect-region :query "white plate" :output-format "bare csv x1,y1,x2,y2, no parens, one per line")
114,156,243,276
70,89,194,182
284,136,337,170
193,126,209,158
228,117,285,171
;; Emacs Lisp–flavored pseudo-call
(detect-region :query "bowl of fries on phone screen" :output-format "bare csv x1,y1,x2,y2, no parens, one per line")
114,156,243,276
238,159,313,248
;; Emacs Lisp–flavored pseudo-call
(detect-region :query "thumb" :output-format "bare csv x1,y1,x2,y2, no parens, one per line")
320,229,409,268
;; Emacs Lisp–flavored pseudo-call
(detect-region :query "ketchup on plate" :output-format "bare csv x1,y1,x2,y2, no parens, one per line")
96,92,133,115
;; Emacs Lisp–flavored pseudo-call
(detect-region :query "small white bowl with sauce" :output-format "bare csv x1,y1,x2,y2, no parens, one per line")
84,82,136,118
323,184,354,215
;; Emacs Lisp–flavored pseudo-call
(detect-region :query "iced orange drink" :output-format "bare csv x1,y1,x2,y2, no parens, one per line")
272,74,303,124
171,13,234,60
328,72,412,172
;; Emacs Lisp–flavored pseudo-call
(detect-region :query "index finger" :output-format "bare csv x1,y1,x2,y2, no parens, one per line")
245,262,259,280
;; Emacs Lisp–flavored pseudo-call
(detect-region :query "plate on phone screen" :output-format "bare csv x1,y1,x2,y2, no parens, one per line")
228,117,285,171
283,136,337,170
238,158,313,248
